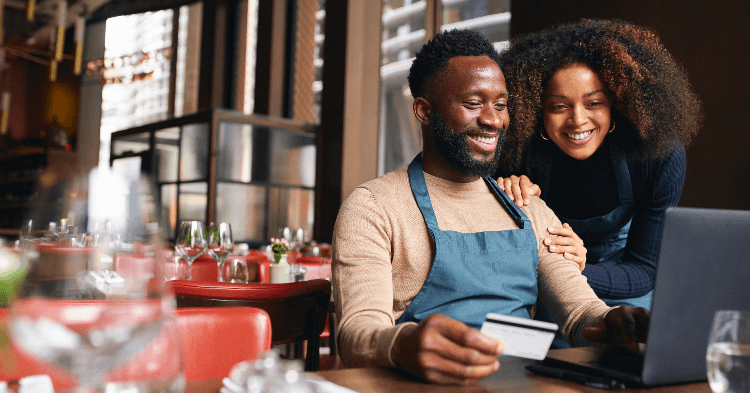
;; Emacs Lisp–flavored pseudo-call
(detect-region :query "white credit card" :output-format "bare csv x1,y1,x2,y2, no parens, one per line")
480,313,559,360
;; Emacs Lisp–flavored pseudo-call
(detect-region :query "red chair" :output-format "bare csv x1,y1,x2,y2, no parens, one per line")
173,307,271,380
165,279,331,371
1,304,272,385
294,256,332,280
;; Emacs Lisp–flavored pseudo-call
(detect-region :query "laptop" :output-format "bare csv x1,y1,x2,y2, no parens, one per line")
539,206,750,386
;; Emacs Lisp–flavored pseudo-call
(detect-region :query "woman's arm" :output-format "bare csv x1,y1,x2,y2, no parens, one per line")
582,148,687,299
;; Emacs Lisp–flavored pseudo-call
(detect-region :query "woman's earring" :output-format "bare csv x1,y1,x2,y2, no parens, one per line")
540,128,551,141
608,120,616,133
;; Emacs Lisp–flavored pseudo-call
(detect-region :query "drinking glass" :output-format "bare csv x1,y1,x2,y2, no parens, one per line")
50,218,69,241
707,310,750,393
219,258,249,283
175,221,205,280
7,167,184,392
207,222,234,281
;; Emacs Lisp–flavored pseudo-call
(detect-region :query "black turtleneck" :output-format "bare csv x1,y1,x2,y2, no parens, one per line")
546,142,619,220
510,141,687,300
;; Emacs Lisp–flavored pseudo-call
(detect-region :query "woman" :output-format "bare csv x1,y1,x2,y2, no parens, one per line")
494,19,702,343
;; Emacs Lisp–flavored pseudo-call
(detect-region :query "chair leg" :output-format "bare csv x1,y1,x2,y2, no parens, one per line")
305,308,320,371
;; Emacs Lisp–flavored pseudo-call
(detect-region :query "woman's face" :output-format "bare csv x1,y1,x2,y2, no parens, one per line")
542,63,612,160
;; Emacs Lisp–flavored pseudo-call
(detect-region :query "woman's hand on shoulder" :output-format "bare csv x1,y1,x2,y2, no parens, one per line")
496,175,541,207
544,223,587,271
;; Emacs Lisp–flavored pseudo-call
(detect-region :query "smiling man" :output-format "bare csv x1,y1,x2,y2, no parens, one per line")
331,29,649,385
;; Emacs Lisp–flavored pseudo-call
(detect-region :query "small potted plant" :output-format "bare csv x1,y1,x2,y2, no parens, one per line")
269,237,291,283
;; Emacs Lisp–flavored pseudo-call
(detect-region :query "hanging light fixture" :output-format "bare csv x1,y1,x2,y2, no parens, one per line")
74,15,84,75
26,0,36,21
54,0,67,62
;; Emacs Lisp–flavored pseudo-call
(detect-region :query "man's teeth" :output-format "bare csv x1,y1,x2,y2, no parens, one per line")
566,130,592,140
471,135,496,144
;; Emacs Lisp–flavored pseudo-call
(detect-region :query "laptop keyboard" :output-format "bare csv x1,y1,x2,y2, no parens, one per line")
585,346,644,376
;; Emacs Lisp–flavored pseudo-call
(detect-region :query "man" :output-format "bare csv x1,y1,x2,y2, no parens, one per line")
332,29,649,385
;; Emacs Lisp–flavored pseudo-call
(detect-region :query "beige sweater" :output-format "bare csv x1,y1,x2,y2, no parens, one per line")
332,166,611,368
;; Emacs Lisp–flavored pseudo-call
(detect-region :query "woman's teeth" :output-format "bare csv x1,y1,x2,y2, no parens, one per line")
566,130,592,140
471,135,496,144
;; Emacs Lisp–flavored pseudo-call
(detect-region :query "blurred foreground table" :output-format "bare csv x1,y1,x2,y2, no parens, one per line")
184,355,711,393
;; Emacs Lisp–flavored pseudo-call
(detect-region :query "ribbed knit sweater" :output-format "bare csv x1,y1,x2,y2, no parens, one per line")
332,166,611,368
525,143,687,299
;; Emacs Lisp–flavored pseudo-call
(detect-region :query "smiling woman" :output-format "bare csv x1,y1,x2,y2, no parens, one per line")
494,19,703,348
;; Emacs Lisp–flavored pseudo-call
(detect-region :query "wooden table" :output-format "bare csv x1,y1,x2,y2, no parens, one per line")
311,356,711,393
186,356,712,393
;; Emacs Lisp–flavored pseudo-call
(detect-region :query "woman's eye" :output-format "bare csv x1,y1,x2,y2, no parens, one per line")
494,103,507,110
551,104,566,110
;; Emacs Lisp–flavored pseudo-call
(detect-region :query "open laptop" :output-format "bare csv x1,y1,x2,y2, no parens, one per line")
539,206,750,386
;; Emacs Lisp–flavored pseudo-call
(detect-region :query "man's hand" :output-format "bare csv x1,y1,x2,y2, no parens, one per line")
496,175,541,207
582,306,650,352
391,314,504,385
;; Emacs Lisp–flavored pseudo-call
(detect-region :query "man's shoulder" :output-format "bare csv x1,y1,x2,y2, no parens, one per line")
521,196,560,227
356,166,411,196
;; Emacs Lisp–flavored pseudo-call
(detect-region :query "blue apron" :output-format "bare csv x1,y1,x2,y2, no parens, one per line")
536,157,653,348
396,154,538,330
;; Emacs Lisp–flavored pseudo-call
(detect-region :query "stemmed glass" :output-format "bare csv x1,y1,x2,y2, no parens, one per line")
207,222,234,282
175,221,206,280
51,218,69,241
6,167,183,392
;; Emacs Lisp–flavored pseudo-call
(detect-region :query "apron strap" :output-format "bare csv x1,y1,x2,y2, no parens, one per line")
407,153,528,231
613,158,634,205
408,154,441,231
483,177,525,229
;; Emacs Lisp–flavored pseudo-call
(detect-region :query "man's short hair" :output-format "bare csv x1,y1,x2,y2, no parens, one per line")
408,29,501,99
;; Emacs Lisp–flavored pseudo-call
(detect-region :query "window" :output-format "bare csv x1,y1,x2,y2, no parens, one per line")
378,0,510,175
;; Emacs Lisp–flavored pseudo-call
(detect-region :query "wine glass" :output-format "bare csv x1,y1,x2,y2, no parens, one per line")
175,221,205,280
207,222,234,282
6,167,184,392
50,218,69,241
707,310,750,393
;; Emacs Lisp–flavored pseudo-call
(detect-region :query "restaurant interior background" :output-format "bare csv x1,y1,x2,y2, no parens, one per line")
0,0,747,246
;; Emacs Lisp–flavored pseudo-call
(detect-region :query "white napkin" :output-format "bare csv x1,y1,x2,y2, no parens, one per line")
223,375,359,393
2,375,55,393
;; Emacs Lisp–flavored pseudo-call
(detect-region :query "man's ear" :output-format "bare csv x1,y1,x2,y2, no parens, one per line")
413,97,431,126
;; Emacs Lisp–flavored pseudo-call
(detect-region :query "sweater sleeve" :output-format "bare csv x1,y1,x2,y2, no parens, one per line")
581,147,687,299
525,199,611,347
331,187,411,368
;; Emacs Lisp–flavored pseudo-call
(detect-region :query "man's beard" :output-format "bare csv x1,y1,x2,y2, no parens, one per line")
430,110,506,178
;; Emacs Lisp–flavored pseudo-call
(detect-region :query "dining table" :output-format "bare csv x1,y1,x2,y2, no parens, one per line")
183,355,712,393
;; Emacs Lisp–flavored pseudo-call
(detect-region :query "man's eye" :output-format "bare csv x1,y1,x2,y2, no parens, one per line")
464,102,481,108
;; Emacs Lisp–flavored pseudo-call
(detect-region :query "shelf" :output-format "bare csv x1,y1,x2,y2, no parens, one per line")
0,228,20,236
0,176,39,186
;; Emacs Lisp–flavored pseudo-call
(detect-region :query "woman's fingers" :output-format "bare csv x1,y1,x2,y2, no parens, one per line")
545,225,587,271
495,176,540,207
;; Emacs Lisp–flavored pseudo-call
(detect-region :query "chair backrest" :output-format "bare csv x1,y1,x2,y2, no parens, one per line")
174,307,272,381
0,304,272,384
165,279,331,371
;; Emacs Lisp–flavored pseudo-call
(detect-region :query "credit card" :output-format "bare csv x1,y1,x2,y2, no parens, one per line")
480,313,559,360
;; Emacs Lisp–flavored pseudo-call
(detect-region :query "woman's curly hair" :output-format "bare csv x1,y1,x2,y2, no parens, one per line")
409,29,501,99
497,19,703,173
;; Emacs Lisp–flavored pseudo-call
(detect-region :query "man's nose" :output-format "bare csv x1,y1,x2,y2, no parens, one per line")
479,105,503,129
